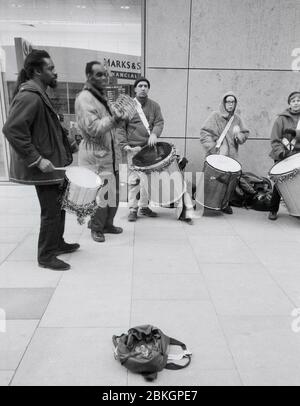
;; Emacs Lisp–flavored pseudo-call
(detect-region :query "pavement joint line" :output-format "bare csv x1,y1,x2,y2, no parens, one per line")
235,217,299,310
0,230,33,267
182,221,245,386
6,318,40,386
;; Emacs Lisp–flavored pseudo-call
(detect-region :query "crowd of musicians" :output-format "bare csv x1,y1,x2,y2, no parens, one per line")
2,49,300,271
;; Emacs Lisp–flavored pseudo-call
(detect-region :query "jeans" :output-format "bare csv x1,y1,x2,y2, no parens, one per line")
35,183,66,263
127,149,149,211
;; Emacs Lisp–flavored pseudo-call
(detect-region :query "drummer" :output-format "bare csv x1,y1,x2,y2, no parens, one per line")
75,61,124,243
268,91,300,220
117,77,164,222
199,91,249,214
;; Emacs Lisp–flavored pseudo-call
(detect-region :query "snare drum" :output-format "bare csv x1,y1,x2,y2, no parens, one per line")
61,166,102,224
269,153,300,216
131,142,185,205
195,154,241,210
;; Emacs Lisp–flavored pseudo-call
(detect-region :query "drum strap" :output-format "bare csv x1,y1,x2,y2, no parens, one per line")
134,98,151,135
215,115,235,150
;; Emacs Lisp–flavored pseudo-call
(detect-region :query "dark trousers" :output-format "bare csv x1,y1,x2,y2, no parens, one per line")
270,184,281,213
35,184,66,263
91,172,119,233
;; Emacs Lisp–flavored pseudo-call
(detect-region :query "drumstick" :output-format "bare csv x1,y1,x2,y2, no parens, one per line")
53,167,67,170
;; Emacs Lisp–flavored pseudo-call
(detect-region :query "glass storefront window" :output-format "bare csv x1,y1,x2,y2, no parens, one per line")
0,0,142,180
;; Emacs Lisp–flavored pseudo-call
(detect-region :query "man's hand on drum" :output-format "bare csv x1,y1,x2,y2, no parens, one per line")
37,158,56,173
148,133,158,147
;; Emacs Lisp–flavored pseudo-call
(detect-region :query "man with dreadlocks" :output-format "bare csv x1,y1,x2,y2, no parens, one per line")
3,49,78,271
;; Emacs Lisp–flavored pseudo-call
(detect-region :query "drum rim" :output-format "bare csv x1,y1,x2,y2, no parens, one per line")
269,154,300,177
205,155,242,174
65,166,103,188
131,143,177,172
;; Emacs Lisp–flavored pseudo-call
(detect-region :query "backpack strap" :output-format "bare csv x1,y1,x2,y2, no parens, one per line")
165,337,192,370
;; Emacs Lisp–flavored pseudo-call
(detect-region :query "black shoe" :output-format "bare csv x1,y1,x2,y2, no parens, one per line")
222,206,233,214
103,226,123,234
128,211,138,222
139,207,158,217
56,242,80,256
91,230,105,242
39,257,70,271
268,211,278,221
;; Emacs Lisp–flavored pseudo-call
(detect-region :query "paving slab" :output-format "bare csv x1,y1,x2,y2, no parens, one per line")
132,273,209,301
40,271,131,327
128,368,242,386
133,241,200,274
0,228,31,244
0,371,14,386
0,261,62,288
239,366,300,386
188,235,259,264
130,300,236,371
0,320,39,369
247,240,300,267
0,244,18,264
11,327,128,386
0,214,40,228
0,288,54,320
220,315,300,371
201,263,293,316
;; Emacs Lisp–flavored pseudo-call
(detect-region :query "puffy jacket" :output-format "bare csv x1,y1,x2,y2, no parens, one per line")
2,80,72,185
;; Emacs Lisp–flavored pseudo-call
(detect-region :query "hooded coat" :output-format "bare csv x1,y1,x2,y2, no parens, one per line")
2,80,73,185
199,92,249,160
269,108,300,161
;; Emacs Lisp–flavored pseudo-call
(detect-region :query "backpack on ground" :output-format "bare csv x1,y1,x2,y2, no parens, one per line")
112,324,192,381
230,171,273,211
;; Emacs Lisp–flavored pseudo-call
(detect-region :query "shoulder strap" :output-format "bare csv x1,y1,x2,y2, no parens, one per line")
165,337,192,370
215,115,235,149
297,119,300,131
134,98,151,135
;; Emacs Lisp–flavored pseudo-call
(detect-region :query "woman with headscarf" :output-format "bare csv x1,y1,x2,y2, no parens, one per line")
199,92,249,214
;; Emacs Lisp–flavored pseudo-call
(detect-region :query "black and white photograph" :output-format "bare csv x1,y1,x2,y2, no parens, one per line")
0,0,300,390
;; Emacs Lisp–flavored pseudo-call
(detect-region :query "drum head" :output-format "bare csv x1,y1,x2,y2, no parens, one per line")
269,153,300,175
206,154,241,173
65,166,102,188
132,142,172,168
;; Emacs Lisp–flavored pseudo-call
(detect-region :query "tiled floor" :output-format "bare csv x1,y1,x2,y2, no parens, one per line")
0,184,300,386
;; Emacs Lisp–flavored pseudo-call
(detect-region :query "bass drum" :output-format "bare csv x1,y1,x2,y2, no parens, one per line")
131,142,185,206
269,152,300,216
195,154,242,210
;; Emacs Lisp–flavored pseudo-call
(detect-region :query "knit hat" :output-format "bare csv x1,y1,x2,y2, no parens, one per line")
134,77,150,89
288,91,300,104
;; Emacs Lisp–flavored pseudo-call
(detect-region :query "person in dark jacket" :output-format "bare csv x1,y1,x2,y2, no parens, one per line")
268,91,300,220
3,50,79,271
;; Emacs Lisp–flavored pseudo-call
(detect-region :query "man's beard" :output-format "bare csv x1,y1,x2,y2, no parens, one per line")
48,79,57,89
